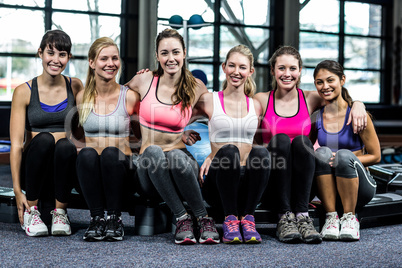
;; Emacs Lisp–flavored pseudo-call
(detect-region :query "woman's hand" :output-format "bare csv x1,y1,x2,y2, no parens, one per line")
198,156,212,187
136,68,149,75
182,130,201,146
14,191,29,226
328,152,336,167
348,101,367,134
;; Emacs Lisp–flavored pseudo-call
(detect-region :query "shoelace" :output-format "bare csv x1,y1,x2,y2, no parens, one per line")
177,218,192,232
241,219,256,232
341,215,356,229
224,219,240,232
29,210,44,226
200,218,216,232
51,211,69,225
280,214,297,232
298,217,315,235
325,216,339,229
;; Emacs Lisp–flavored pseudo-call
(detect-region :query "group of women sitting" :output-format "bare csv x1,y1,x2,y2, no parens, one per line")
9,28,380,245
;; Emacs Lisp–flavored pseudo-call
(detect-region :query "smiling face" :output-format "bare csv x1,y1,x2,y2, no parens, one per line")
39,45,70,76
156,37,185,76
222,52,254,89
314,68,345,102
272,54,301,91
90,45,120,81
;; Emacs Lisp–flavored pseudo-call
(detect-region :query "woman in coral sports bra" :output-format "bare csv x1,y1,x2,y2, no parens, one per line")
254,46,367,244
125,28,219,245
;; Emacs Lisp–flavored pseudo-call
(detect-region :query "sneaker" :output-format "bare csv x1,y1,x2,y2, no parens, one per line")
321,212,340,240
21,209,30,231
276,212,301,243
104,214,124,241
174,214,196,245
296,214,322,244
83,216,106,241
23,206,48,237
241,215,261,244
222,215,242,244
339,212,360,241
51,208,72,236
198,216,220,244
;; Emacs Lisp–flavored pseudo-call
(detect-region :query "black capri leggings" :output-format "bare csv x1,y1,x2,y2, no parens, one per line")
315,146,377,208
202,144,270,217
262,134,315,214
76,147,136,217
21,132,77,203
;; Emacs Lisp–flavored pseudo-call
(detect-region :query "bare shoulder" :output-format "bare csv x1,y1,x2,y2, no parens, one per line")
75,89,84,105
254,91,269,114
252,96,263,116
70,77,84,97
126,71,153,94
12,82,31,105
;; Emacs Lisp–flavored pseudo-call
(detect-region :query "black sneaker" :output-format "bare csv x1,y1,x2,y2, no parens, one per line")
104,214,124,241
83,216,106,241
198,216,220,244
174,215,196,245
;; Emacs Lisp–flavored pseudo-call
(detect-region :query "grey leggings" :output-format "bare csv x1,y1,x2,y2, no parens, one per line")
136,145,207,218
315,147,377,208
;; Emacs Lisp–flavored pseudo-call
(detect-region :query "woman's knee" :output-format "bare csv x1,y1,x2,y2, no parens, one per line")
142,145,164,159
314,146,332,174
268,133,290,153
55,138,76,156
216,144,240,159
77,147,98,163
31,132,55,150
334,149,358,178
292,135,313,150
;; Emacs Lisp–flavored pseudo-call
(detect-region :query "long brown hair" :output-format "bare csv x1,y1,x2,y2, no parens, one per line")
153,28,196,111
313,60,353,107
269,45,303,90
222,44,256,97
79,37,120,125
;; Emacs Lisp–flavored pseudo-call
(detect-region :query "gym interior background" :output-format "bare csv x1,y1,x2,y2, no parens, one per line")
0,0,401,140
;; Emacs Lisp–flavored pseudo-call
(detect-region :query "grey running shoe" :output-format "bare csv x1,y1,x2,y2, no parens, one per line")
83,216,106,242
276,212,302,243
296,214,322,244
105,214,124,241
174,214,196,245
198,216,220,244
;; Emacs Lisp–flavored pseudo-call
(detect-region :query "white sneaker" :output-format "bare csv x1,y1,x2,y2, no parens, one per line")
51,208,72,236
339,212,360,241
21,209,30,231
24,206,48,237
321,212,340,240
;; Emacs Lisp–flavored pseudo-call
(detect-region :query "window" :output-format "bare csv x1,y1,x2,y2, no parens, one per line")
0,0,122,102
157,0,273,92
299,0,392,104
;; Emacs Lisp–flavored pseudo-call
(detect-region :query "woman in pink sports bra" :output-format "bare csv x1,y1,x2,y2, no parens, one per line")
254,46,367,244
196,45,270,244
125,28,220,245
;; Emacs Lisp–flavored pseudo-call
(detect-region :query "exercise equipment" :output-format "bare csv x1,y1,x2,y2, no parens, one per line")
188,14,205,30
168,15,183,29
191,69,208,86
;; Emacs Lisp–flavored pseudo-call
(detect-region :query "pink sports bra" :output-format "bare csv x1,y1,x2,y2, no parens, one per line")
139,76,192,133
261,88,311,144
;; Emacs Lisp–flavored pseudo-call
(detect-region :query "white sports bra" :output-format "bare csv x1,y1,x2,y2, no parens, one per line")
208,92,258,144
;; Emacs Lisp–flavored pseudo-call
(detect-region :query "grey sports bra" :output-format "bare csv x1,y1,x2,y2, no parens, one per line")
83,85,130,138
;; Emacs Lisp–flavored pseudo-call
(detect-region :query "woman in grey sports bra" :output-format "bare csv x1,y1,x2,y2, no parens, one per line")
9,30,83,237
75,37,139,242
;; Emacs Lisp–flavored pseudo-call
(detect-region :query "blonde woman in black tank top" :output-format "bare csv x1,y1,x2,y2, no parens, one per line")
10,30,83,237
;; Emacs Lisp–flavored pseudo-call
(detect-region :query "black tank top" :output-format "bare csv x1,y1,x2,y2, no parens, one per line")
25,76,75,132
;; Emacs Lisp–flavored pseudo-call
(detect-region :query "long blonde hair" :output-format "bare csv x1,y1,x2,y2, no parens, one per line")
153,28,196,111
222,44,256,97
79,37,120,125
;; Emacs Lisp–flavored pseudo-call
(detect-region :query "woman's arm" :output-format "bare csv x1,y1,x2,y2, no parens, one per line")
71,77,84,98
309,110,319,145
305,90,367,133
9,84,30,224
357,115,381,166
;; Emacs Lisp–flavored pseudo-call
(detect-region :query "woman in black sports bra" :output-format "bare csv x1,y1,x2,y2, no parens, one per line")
10,30,83,237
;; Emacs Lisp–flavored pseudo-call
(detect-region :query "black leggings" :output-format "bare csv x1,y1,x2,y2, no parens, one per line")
202,144,270,217
76,147,136,217
262,134,315,214
22,132,77,203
